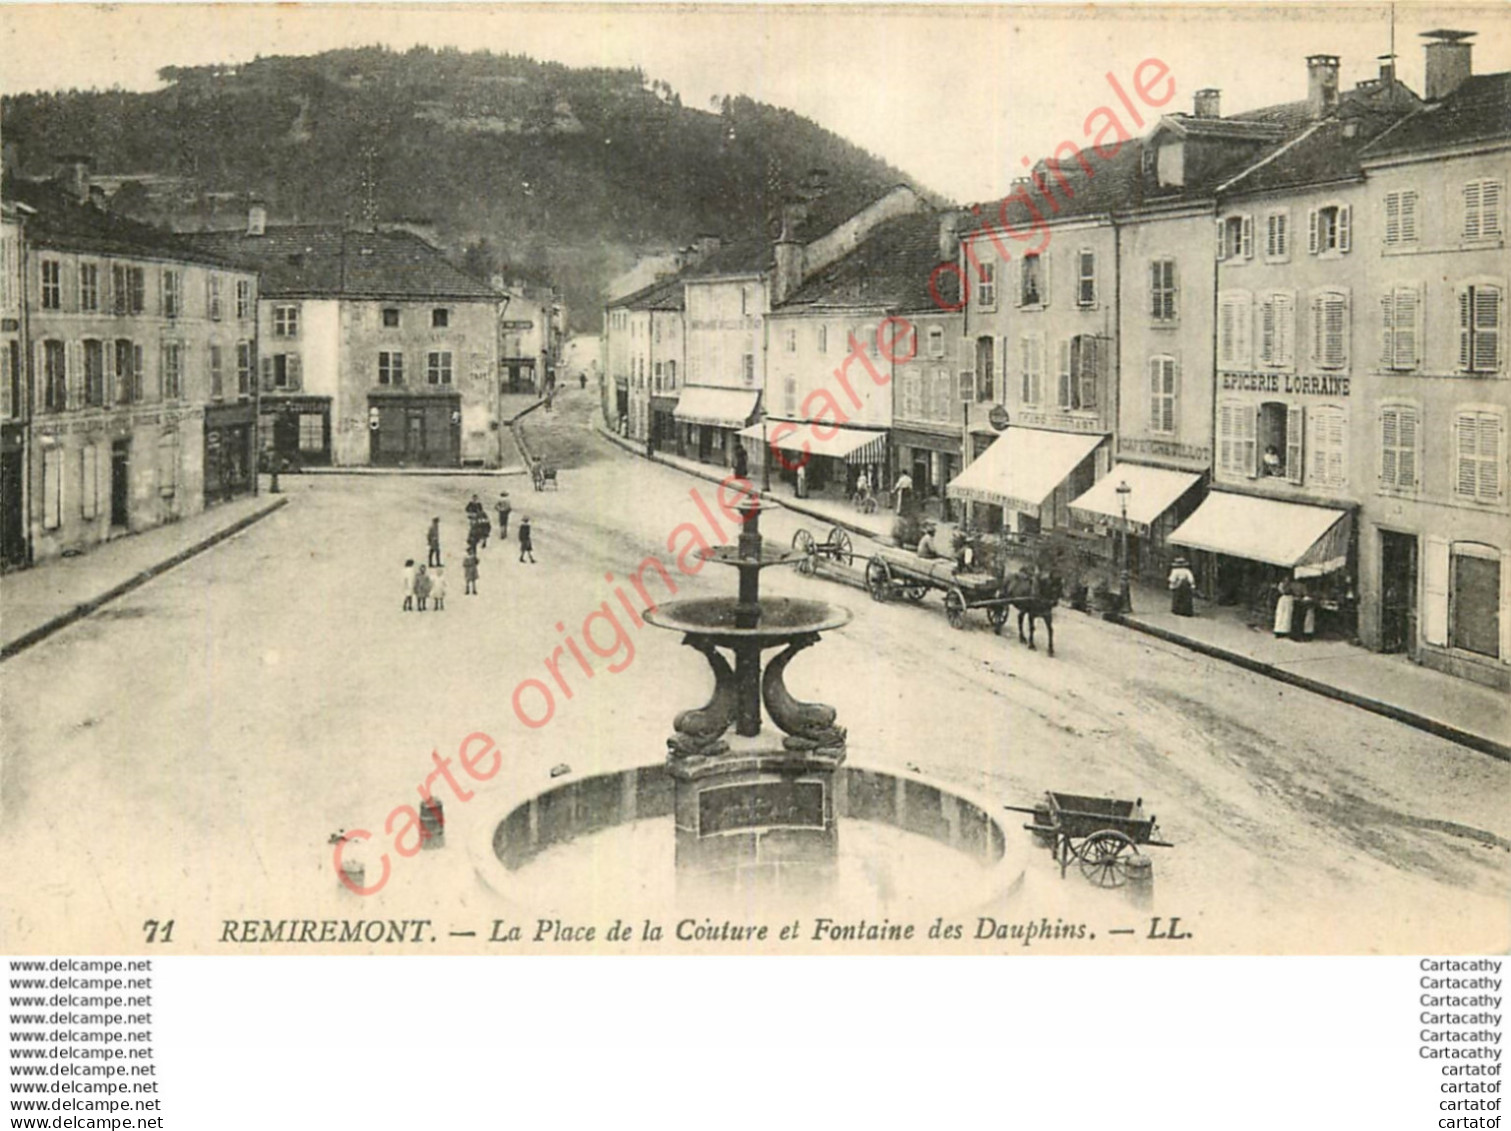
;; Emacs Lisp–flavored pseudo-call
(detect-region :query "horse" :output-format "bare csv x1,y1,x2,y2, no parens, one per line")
1002,569,1063,656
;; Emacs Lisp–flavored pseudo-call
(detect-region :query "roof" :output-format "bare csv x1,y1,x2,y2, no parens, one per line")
1219,106,1412,195
1362,72,1511,159
5,179,241,269
963,139,1147,234
613,275,685,312
775,211,961,313
181,225,500,301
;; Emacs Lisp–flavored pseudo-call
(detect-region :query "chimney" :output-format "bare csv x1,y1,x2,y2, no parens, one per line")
246,201,267,237
1377,54,1397,84
938,211,963,262
1306,54,1341,118
55,154,92,204
1194,88,1221,119
1423,30,1474,101
772,226,804,307
690,235,722,265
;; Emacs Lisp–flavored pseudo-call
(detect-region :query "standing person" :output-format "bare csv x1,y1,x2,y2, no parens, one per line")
545,386,555,413
426,518,442,567
518,517,536,564
477,513,492,551
579,372,586,390
1168,557,1196,617
463,549,479,596
795,461,808,499
893,470,914,515
1273,578,1296,638
401,559,417,612
1294,581,1315,642
414,564,432,612
495,492,512,541
466,494,485,527
430,566,447,611
732,442,749,481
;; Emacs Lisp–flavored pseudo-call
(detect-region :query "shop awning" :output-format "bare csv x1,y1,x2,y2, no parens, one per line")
1069,463,1203,536
738,420,888,465
1169,492,1351,577
946,427,1105,516
673,387,760,429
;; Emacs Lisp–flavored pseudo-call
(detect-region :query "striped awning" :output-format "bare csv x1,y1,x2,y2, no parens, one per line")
739,420,888,466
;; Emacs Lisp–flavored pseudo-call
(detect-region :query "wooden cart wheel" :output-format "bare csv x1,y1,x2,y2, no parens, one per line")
944,586,968,629
831,528,854,568
1078,830,1138,888
792,529,816,575
865,556,891,602
902,584,928,603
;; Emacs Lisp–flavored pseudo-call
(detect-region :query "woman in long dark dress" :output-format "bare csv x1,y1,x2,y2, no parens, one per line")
1168,557,1196,617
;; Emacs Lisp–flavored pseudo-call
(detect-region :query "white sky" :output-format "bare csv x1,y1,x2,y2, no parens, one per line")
2,3,1509,202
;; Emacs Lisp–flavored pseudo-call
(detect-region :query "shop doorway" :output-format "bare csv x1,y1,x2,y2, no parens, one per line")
1379,530,1417,654
0,449,23,567
110,440,130,529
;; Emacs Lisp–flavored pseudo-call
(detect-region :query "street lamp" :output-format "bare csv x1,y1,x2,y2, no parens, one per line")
1115,479,1132,615
760,405,772,494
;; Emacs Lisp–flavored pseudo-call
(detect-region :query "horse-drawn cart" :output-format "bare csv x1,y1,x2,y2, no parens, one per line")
863,547,1011,630
791,526,855,575
1004,791,1173,887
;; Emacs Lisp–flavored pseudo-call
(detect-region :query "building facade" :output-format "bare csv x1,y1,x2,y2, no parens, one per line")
1,204,27,569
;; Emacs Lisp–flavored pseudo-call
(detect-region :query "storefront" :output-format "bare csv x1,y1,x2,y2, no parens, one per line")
1,421,26,569
203,402,257,505
1169,491,1356,637
367,389,461,468
672,387,760,467
948,427,1107,536
891,427,961,521
649,395,679,454
259,394,332,471
1069,462,1205,582
739,419,888,500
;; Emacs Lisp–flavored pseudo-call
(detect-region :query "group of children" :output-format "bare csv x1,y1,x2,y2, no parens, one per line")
402,492,537,611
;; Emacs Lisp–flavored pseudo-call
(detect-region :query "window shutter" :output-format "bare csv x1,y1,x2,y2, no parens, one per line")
1474,285,1501,372
1218,298,1234,366
1276,292,1294,368
1455,412,1480,498
1324,292,1347,368
260,357,274,392
1260,296,1277,365
1218,403,1233,472
1464,182,1482,241
1422,536,1450,647
1381,408,1399,486
1385,194,1401,245
1216,219,1227,261
1057,339,1071,408
1236,294,1252,366
1483,180,1503,238
1307,209,1319,254
1287,405,1305,485
1380,291,1396,368
1309,293,1324,365
1458,288,1474,370
1241,215,1254,259
1477,414,1502,501
1249,406,1262,477
157,343,166,401
1149,358,1161,431
1149,262,1160,318
1399,407,1419,489
1400,192,1417,243
66,341,81,411
1338,205,1351,253
1396,287,1420,369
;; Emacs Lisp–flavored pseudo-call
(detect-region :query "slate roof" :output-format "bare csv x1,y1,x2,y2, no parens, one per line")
6,179,240,268
1362,72,1511,158
774,211,961,314
181,225,500,301
963,139,1147,234
614,275,685,312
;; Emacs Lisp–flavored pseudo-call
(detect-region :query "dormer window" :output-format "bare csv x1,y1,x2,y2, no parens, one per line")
432,308,449,328
1156,141,1184,188
382,307,400,327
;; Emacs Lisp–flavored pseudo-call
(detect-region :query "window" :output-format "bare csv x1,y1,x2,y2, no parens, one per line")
162,270,182,319
427,350,453,385
927,326,944,358
3,341,19,420
1076,250,1096,307
1264,211,1290,261
236,342,253,398
299,414,324,453
157,432,178,498
1056,335,1100,411
742,353,755,386
1309,289,1349,370
1450,545,1502,658
112,265,145,315
79,263,99,312
784,328,797,353
383,308,400,328
818,325,828,354
1149,356,1177,434
1458,284,1503,374
273,304,299,337
1379,286,1422,371
1254,401,1303,483
42,340,66,412
666,361,676,389
209,345,224,399
1020,254,1044,307
1308,405,1348,488
1218,215,1253,261
236,280,252,320
42,448,61,530
83,340,105,407
976,261,996,309
740,287,750,316
161,342,183,400
1308,204,1351,256
1462,180,1504,243
974,336,994,403
263,353,302,391
654,321,661,344
901,368,923,419
1384,191,1418,246
931,368,954,419
1020,336,1045,406
1218,291,1253,368
1454,410,1504,503
1150,259,1177,322
41,260,61,310
653,361,663,391
431,308,449,328
1218,401,1258,477
783,372,798,416
80,445,98,521
1258,291,1296,369
207,275,223,321
1380,404,1420,492
379,351,405,385
115,340,142,404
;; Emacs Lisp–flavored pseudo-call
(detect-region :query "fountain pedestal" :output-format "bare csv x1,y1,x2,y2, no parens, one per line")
643,498,852,894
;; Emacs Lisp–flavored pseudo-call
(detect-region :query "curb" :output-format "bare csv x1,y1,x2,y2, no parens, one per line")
301,467,528,478
1118,615,1510,762
0,497,290,663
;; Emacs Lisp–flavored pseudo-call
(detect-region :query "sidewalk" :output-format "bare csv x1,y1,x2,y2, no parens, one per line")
598,420,1509,759
0,492,287,660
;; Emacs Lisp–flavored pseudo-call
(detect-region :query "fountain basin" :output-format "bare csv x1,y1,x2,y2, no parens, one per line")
644,596,851,638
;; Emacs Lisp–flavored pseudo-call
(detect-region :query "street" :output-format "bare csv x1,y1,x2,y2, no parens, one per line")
1,386,1507,954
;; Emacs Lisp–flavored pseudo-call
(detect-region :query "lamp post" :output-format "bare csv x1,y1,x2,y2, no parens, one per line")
760,406,772,494
1115,479,1132,615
